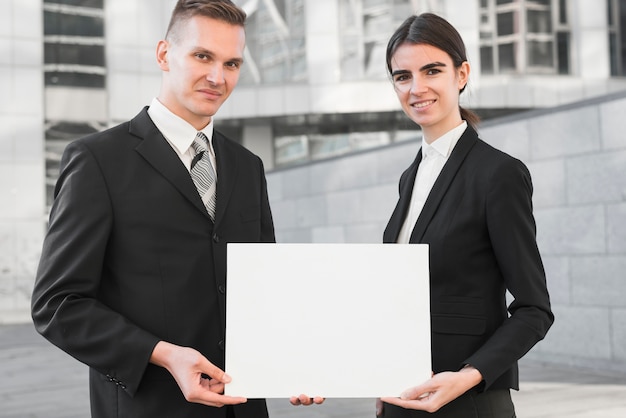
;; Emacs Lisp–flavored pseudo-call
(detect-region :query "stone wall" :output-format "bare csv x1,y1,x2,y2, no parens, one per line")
266,91,626,373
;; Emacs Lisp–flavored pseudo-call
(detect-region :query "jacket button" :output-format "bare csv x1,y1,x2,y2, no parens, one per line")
219,340,225,350
213,233,220,243
218,285,225,294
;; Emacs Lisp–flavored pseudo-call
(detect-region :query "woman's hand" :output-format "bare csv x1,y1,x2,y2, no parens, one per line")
381,366,482,413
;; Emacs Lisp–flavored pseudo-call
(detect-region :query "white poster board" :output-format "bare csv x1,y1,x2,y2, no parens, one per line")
225,243,431,398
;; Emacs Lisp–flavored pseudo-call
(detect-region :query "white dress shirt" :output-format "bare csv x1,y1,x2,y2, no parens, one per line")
396,121,468,244
147,98,217,177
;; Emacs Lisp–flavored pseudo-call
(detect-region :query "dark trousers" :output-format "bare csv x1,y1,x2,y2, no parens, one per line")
382,389,516,418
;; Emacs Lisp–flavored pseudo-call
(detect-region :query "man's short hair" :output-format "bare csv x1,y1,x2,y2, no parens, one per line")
165,0,247,41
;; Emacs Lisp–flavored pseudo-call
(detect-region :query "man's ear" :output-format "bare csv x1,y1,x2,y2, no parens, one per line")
156,40,170,71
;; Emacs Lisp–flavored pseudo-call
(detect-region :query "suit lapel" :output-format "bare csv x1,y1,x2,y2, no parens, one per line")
212,130,238,226
129,108,210,219
409,127,479,243
383,150,422,243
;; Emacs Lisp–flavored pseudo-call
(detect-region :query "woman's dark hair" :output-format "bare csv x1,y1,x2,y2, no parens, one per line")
386,13,480,129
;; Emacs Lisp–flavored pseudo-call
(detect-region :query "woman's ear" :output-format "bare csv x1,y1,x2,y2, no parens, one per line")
458,61,470,91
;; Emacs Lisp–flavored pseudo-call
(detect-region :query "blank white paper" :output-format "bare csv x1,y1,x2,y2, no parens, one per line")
224,243,431,398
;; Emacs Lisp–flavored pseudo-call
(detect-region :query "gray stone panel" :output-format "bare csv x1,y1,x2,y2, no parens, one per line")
480,120,531,161
345,223,385,243
528,107,602,160
608,202,626,253
270,199,297,230
541,305,611,359
275,228,312,244
295,195,327,228
571,256,626,307
613,309,626,361
600,98,626,150
567,151,626,204
376,142,419,184
266,173,284,201
326,190,362,225
542,256,570,305
535,206,605,255
527,159,566,208
311,226,345,243
281,167,311,199
359,184,398,223
309,161,346,195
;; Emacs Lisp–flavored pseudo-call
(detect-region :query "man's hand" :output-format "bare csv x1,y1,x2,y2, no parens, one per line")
289,394,325,406
380,366,482,413
150,341,247,408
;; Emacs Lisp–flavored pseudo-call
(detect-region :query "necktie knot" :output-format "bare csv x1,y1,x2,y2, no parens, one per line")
192,132,209,154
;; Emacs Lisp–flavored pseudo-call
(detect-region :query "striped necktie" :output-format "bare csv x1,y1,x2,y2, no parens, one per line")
190,132,217,220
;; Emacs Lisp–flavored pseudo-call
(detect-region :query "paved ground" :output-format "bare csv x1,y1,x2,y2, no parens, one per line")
1,323,625,417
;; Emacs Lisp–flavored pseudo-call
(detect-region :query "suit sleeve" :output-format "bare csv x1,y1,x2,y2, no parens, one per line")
464,158,554,388
31,140,159,396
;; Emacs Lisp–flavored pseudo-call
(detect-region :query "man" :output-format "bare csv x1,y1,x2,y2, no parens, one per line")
31,1,273,417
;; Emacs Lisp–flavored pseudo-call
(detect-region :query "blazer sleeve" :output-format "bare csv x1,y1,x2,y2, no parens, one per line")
31,140,160,396
464,157,554,388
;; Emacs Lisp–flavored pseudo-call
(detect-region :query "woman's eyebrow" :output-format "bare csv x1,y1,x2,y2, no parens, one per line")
420,61,447,71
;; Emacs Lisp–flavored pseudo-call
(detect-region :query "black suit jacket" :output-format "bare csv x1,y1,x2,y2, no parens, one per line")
32,108,274,418
383,126,553,392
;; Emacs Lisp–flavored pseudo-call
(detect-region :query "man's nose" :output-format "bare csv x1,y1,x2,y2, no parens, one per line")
206,63,224,85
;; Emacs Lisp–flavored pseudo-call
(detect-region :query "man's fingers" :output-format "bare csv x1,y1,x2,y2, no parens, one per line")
200,359,231,384
290,394,324,406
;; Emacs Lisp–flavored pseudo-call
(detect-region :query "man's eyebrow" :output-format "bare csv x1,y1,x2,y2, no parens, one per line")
192,47,243,63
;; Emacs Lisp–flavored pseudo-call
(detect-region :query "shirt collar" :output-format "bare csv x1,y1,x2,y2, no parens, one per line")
421,121,468,159
147,98,214,155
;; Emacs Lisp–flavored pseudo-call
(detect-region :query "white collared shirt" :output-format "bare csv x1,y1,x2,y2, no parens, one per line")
396,121,468,244
147,98,217,176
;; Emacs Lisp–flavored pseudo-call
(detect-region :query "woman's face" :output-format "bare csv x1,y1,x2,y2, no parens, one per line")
390,42,469,142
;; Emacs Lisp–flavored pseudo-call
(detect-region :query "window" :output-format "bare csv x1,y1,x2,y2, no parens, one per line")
43,0,106,207
339,0,411,81
479,0,570,75
238,0,307,85
43,1,106,88
609,0,626,76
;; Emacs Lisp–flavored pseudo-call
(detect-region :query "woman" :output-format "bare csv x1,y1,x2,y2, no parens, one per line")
378,13,554,417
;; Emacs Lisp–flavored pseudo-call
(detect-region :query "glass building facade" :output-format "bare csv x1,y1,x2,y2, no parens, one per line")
40,0,626,199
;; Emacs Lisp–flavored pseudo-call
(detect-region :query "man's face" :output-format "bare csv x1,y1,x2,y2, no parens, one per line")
157,15,245,130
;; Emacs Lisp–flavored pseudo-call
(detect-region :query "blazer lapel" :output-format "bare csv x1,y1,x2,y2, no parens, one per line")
130,108,210,218
383,150,422,243
409,127,479,243
212,130,238,226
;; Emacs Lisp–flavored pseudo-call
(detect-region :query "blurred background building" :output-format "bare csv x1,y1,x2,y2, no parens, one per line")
1,0,625,374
